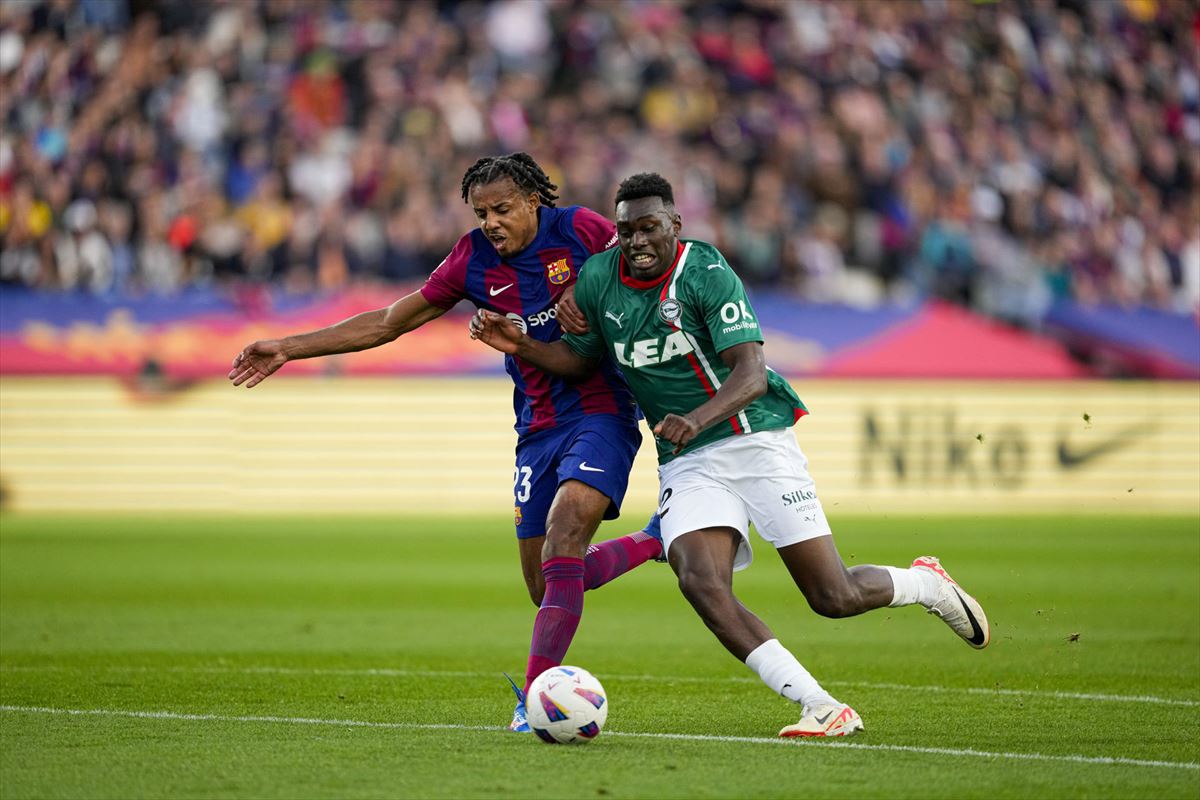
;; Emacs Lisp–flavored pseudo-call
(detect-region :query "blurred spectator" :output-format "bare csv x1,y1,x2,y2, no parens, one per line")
0,0,1195,327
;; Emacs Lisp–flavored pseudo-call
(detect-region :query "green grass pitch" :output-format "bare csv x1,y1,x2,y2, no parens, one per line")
1,513,1197,799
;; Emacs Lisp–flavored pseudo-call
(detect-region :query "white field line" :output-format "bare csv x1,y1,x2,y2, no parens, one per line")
1,704,1196,772
3,664,1198,709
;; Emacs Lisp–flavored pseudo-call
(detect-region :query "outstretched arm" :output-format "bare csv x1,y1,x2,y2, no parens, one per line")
229,290,447,387
469,309,599,381
654,342,768,453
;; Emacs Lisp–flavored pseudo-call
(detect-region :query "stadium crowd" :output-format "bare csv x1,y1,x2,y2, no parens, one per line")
1,0,1197,325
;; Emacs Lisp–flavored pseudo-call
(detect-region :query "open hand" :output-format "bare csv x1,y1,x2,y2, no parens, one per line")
229,340,287,388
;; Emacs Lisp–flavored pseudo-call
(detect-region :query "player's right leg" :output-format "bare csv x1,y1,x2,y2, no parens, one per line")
507,417,650,731
667,526,861,738
558,413,662,586
517,536,546,606
522,479,610,698
657,447,860,736
514,415,658,606
508,482,610,733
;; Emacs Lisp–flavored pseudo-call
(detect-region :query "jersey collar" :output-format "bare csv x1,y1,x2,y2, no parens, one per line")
619,241,685,289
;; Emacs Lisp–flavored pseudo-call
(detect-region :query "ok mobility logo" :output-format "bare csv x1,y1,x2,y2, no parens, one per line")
860,410,1156,489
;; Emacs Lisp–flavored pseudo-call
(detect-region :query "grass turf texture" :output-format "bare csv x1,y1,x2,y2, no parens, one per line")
1,514,1197,800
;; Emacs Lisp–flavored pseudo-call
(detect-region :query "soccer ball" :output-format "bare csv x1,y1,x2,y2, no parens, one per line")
526,666,608,744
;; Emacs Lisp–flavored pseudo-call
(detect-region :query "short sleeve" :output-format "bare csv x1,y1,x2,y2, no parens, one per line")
572,206,618,255
419,233,473,310
562,327,606,360
561,256,607,359
693,249,765,352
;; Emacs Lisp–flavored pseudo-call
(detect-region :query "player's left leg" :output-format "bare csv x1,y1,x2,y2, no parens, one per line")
517,520,663,607
582,514,664,591
777,540,990,648
776,535,893,617
738,429,990,648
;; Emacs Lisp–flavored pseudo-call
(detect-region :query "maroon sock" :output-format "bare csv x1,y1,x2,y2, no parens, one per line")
524,557,585,697
583,531,662,591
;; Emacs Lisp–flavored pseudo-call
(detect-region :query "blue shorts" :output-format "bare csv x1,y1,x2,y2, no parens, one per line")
513,414,642,539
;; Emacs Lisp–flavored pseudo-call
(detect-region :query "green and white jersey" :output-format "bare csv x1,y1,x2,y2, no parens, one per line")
563,238,807,464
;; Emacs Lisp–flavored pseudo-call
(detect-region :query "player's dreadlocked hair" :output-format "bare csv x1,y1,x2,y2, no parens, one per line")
460,152,559,207
614,173,675,208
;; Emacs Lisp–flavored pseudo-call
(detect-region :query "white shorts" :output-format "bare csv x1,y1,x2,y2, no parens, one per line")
655,428,831,571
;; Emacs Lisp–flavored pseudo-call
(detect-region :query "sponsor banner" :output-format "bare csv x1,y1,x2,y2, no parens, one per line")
0,378,1194,514
792,380,1199,513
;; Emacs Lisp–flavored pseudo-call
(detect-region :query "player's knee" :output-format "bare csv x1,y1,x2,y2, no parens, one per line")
542,530,588,560
676,567,724,607
543,518,595,559
806,585,859,618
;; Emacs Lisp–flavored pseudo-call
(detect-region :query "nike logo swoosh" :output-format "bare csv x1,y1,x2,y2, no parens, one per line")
952,587,987,647
579,462,605,473
489,283,514,296
814,710,834,725
1056,423,1154,469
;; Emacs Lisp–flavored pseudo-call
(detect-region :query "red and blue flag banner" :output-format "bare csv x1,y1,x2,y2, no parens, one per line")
5,285,1188,380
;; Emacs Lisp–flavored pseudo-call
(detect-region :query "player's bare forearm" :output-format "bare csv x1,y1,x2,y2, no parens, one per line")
517,337,598,381
469,309,597,380
689,359,766,428
654,342,767,451
274,308,393,361
230,291,444,387
285,292,444,359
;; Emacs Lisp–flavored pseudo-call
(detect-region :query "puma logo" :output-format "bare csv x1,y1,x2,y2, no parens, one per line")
605,310,625,328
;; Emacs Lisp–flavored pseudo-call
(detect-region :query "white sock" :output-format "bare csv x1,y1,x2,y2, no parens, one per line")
744,639,836,709
885,565,937,607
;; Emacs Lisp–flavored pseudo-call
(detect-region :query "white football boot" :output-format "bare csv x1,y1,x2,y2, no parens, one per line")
778,703,864,738
912,556,990,649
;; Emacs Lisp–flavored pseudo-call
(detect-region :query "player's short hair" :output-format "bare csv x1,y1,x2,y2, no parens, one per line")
614,173,675,208
460,152,559,207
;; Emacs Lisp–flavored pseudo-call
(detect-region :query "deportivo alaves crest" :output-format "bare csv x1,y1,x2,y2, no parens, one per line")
613,330,695,368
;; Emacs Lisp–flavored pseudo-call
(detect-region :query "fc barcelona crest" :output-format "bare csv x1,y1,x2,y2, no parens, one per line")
546,258,571,285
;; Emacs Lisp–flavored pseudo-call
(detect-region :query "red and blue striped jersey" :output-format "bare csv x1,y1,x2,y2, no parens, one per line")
420,205,638,436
